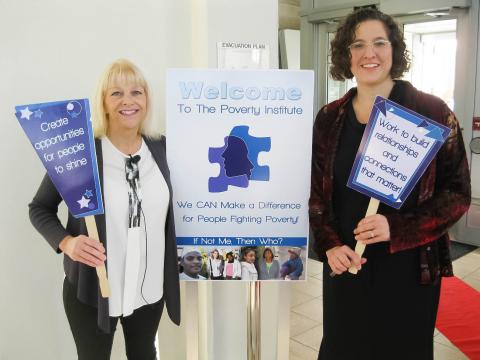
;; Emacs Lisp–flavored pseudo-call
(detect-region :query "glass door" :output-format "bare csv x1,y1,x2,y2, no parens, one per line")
403,20,457,109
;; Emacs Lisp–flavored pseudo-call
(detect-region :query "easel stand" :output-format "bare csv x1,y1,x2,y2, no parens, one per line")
85,215,111,297
247,281,261,360
348,198,380,274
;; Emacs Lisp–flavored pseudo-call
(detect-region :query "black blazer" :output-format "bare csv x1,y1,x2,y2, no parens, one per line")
29,136,180,333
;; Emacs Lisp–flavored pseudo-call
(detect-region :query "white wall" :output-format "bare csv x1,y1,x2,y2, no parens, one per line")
0,0,279,359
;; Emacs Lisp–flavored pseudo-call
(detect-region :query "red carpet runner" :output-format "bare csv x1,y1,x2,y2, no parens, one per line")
436,276,480,359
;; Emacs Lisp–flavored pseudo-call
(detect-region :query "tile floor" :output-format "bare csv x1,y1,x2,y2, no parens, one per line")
289,248,480,360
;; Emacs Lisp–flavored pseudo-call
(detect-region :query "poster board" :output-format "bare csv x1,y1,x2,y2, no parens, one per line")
348,96,451,209
167,69,314,281
15,99,103,217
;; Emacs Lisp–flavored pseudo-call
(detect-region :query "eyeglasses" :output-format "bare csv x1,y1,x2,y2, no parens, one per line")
348,39,391,54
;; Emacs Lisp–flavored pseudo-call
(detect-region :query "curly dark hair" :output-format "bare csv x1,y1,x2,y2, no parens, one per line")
330,8,410,81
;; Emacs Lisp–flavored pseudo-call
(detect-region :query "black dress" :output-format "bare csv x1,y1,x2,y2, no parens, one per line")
319,84,441,360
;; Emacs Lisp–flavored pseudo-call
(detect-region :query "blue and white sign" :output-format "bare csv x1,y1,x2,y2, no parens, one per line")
15,99,103,218
167,69,313,281
347,96,451,209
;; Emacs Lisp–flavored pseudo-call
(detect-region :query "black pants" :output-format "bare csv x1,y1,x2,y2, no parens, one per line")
318,248,441,360
63,278,164,360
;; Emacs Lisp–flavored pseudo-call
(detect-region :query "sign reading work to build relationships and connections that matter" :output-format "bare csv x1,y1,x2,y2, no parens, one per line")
15,99,103,218
347,96,451,209
167,69,314,281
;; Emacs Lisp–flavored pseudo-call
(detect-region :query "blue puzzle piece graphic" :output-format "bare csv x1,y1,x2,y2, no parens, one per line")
229,126,271,181
208,137,249,193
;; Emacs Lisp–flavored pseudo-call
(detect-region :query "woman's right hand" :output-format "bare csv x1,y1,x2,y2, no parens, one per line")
59,235,106,267
326,245,366,275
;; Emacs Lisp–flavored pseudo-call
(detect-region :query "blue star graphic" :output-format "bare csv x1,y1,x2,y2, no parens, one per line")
34,109,43,118
84,189,93,198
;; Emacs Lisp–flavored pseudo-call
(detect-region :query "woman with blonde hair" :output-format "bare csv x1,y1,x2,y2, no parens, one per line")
29,59,180,359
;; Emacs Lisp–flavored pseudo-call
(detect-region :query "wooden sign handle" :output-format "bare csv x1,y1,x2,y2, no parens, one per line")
85,215,111,298
348,198,380,275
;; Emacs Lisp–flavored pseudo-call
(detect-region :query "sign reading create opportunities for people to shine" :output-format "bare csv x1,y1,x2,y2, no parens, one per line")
167,69,314,281
15,99,103,218
348,96,451,209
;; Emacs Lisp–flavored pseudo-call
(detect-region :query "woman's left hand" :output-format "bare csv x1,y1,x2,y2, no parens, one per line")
353,214,390,245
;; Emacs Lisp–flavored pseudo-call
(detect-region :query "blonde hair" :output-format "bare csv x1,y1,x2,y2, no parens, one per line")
92,59,155,137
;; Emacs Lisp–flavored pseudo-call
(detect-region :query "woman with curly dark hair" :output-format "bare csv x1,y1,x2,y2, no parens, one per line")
309,7,470,360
